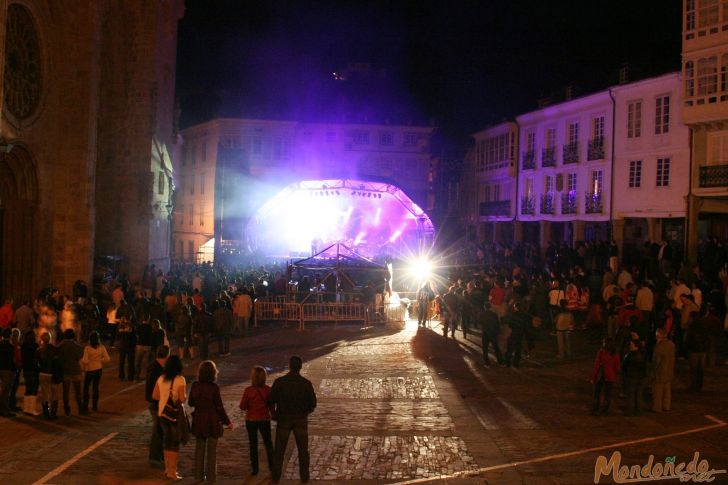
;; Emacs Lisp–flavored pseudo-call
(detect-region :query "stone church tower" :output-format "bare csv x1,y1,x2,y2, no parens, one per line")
0,0,184,302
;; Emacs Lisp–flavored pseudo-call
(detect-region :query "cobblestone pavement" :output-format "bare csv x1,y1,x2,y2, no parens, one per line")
0,319,727,484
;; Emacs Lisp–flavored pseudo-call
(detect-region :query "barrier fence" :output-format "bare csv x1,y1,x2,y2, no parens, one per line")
254,299,410,329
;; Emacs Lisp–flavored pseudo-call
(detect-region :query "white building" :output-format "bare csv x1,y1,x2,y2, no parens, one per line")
516,91,613,247
175,118,433,262
467,122,518,243
681,0,728,257
612,72,690,259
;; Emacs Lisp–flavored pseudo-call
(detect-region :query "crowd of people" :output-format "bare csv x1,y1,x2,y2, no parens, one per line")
0,236,726,480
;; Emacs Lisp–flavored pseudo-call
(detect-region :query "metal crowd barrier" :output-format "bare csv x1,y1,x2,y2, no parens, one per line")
301,302,367,328
254,301,302,329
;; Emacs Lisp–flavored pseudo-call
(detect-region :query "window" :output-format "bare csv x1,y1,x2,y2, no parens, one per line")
379,132,393,146
686,0,696,30
656,158,671,187
545,175,554,193
627,101,642,138
592,116,605,139
525,178,533,196
199,206,204,226
353,131,370,145
482,133,510,171
685,62,695,98
721,55,728,93
188,204,194,225
200,173,205,195
568,121,579,144
178,240,184,260
545,128,556,148
697,57,718,96
158,171,165,195
708,132,728,165
655,95,670,134
567,173,577,193
188,241,194,261
591,170,603,195
177,204,184,226
200,142,207,163
628,161,642,188
189,173,195,195
698,0,719,28
404,133,418,146
326,131,336,142
526,131,536,152
492,184,500,201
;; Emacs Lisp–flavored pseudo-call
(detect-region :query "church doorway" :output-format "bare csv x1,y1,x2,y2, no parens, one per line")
0,144,39,303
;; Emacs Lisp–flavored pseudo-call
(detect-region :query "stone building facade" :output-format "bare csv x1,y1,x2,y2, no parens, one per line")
0,0,183,302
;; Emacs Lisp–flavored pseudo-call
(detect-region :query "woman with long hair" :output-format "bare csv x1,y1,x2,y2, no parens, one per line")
80,331,110,412
239,365,274,476
153,355,186,480
189,360,232,482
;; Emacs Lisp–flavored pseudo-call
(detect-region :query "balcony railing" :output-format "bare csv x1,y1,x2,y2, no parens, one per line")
585,192,603,214
521,195,535,215
540,193,555,214
563,142,579,164
479,200,511,217
561,192,577,214
587,137,605,161
541,147,556,168
699,164,728,188
522,150,536,170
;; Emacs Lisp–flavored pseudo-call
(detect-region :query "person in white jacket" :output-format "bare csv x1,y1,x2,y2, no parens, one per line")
81,331,110,412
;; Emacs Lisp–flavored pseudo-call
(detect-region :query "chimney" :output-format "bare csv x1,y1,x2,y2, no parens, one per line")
537,97,552,108
564,84,574,100
618,64,630,84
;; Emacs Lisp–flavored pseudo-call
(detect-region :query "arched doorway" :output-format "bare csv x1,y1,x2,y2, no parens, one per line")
0,144,39,302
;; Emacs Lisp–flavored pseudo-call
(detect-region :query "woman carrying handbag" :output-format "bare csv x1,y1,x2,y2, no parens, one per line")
189,360,232,483
152,355,186,480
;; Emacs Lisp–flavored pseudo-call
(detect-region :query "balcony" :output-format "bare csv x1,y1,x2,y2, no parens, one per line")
561,192,577,215
479,200,511,217
541,147,556,168
699,165,728,188
587,137,604,161
540,193,555,215
522,150,536,170
563,142,579,164
585,192,603,214
521,195,535,215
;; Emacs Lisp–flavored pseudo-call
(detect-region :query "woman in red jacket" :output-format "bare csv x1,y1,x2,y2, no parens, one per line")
240,365,274,476
590,338,621,415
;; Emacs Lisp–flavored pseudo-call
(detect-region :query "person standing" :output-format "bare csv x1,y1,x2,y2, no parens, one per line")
622,339,648,416
21,330,40,415
192,304,212,361
117,315,137,381
0,328,17,417
213,300,233,356
134,317,154,381
240,365,275,476
481,303,504,367
685,317,709,392
416,281,434,328
589,338,620,415
189,360,233,483
505,302,529,368
651,328,675,412
36,332,62,420
153,355,187,480
269,356,317,483
554,300,574,359
80,331,110,412
145,345,169,468
57,329,85,416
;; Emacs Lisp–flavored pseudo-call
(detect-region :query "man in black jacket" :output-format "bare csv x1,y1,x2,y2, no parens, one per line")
145,345,169,467
213,300,233,356
686,318,710,392
269,356,317,483
506,302,530,368
481,303,503,367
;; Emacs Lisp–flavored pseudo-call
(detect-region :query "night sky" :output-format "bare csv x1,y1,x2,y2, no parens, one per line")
176,0,682,147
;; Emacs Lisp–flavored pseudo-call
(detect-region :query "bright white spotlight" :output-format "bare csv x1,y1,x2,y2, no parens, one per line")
410,258,432,281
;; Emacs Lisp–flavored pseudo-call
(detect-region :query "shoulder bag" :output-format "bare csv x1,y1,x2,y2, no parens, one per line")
160,378,180,422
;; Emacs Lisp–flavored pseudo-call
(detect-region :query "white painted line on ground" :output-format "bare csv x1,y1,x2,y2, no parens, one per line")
392,415,728,484
31,432,119,485
98,380,145,403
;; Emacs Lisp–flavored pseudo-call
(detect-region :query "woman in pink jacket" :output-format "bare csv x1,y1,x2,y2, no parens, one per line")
590,338,621,415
